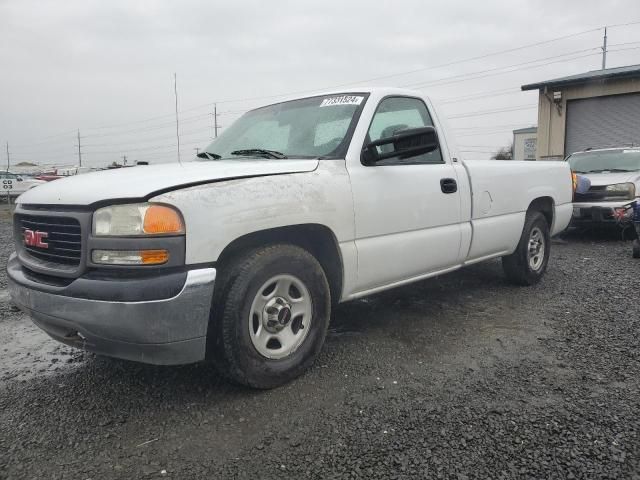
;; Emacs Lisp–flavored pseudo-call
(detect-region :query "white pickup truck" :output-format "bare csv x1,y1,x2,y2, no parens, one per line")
8,88,573,388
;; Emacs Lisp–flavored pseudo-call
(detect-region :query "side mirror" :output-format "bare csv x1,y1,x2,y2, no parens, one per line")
362,126,439,165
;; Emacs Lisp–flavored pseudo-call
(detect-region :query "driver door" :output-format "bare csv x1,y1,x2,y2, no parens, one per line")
348,96,463,292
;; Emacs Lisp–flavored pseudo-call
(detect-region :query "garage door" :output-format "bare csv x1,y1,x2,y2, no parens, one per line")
565,93,640,155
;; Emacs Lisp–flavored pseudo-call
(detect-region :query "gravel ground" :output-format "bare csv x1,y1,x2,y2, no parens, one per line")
1,206,639,479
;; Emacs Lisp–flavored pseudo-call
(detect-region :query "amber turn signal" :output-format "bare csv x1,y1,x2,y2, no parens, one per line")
143,205,185,235
92,249,170,265
140,249,170,265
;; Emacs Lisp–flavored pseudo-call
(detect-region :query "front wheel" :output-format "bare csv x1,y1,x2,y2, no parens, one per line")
502,211,551,286
210,244,331,389
633,239,640,259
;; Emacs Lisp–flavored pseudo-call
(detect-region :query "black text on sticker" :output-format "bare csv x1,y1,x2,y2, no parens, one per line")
320,95,364,107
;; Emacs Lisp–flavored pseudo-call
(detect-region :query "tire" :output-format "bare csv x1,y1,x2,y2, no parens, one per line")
633,239,640,259
209,244,331,389
502,211,551,286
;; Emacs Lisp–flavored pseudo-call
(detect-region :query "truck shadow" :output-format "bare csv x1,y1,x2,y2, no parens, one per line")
1,257,553,461
10,258,501,377
18,258,509,396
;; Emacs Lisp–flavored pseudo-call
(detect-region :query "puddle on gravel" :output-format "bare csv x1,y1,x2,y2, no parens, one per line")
0,290,83,383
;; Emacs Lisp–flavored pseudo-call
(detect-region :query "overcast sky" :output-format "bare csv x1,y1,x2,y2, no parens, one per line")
1,0,639,167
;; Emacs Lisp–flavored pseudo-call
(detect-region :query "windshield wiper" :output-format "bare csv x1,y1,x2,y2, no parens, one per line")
608,168,633,172
196,151,221,160
230,149,287,159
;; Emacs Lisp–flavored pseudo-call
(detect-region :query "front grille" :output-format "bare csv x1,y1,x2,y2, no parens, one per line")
17,215,82,266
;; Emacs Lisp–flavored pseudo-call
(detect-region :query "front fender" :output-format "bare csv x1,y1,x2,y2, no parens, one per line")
151,160,354,265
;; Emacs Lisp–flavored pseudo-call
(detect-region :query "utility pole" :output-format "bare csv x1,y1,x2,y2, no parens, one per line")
601,27,608,70
5,142,9,171
174,73,181,165
76,129,83,167
210,104,221,139
122,155,127,166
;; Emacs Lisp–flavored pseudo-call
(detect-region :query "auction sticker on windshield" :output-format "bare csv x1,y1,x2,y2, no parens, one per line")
320,95,364,107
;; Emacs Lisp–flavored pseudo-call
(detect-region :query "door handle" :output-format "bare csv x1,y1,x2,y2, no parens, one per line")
440,178,457,194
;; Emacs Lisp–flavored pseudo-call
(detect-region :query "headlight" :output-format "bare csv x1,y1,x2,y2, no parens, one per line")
605,183,635,199
93,203,185,236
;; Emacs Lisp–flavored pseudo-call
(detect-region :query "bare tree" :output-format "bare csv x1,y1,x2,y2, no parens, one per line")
491,143,513,160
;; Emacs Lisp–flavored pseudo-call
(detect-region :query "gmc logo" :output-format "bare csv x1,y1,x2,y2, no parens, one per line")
24,229,49,249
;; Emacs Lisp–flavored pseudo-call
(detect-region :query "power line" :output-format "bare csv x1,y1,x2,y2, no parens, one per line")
69,47,606,149
174,73,181,165
10,123,215,156
10,132,77,149
82,112,211,139
459,144,511,148
456,130,523,137
41,23,631,137
606,45,640,54
309,26,606,88
606,20,640,28
404,46,603,89
608,40,640,48
460,149,502,153
171,24,613,109
81,126,213,148
60,47,604,150
439,88,523,104
453,123,534,130
413,46,637,92
11,21,640,153
83,138,205,155
448,105,537,119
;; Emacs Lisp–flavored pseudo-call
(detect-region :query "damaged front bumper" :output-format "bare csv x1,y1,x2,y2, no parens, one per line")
571,200,637,225
7,254,216,365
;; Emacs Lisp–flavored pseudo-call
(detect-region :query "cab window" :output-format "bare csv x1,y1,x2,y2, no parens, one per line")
365,96,443,166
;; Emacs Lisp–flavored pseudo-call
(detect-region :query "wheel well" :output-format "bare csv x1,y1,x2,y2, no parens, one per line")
527,197,554,227
216,224,344,304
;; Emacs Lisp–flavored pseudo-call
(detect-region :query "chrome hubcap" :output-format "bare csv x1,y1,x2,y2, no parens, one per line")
527,227,545,271
249,274,312,359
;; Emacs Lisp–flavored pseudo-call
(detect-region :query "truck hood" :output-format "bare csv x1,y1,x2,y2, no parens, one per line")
17,159,319,206
581,171,640,187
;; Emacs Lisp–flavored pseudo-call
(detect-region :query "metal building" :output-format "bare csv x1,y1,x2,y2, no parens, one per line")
521,64,640,160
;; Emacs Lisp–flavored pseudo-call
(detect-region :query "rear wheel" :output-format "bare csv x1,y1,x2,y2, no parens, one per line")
210,244,331,389
633,239,640,259
502,211,550,286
